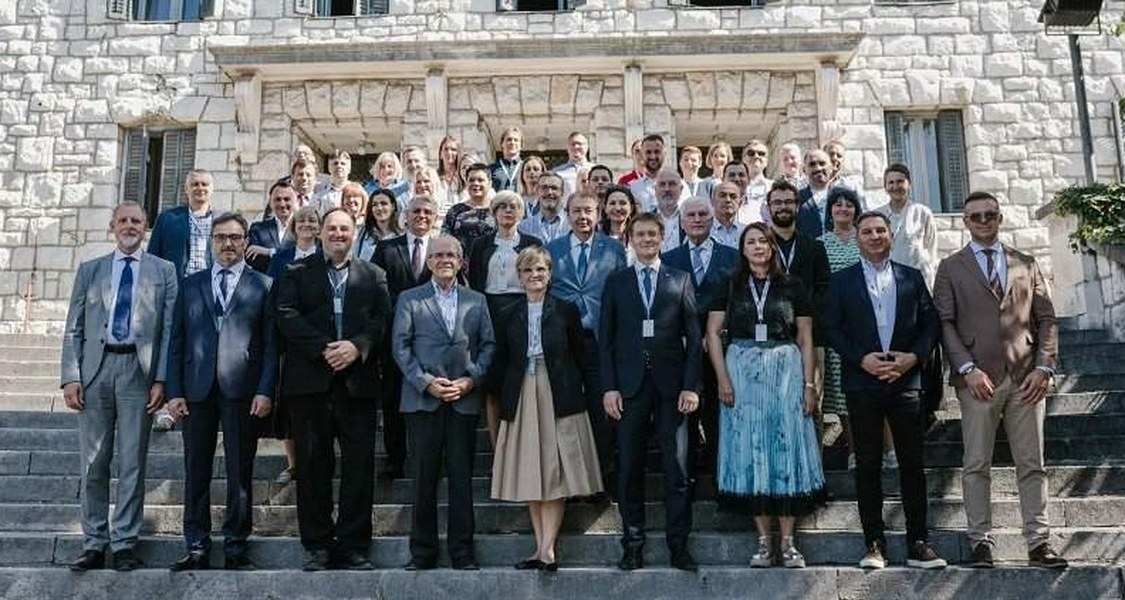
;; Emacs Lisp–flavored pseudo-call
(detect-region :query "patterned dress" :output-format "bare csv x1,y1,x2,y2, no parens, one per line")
442,202,497,253
817,231,861,416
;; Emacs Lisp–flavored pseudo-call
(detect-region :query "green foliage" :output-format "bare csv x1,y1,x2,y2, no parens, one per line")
1053,183,1125,249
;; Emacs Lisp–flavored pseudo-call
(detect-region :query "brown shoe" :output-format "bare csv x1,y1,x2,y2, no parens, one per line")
967,543,994,568
1028,543,1068,569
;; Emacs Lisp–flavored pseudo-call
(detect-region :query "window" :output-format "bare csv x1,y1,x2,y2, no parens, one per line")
884,110,969,214
107,0,212,21
681,0,767,7
496,0,585,11
121,127,197,225
294,0,388,16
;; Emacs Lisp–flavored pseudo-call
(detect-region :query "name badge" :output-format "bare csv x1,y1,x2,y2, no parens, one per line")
755,323,768,342
642,319,655,338
333,298,343,314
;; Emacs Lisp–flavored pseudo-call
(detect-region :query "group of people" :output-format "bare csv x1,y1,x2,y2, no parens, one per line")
59,130,1067,576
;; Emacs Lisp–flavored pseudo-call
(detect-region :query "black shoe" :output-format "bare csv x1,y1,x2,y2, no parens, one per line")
1028,543,1068,569
112,549,144,572
670,548,698,572
336,551,374,571
514,558,545,570
541,561,559,573
906,541,947,570
403,557,436,571
451,557,480,571
378,464,405,480
70,550,105,572
617,546,644,571
302,549,331,572
223,555,256,571
169,551,210,572
967,543,994,568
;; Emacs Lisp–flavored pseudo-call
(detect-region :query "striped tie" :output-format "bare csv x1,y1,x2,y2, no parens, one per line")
983,249,1003,300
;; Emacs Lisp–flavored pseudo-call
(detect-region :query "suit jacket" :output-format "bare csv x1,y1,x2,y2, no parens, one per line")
60,251,178,388
466,232,542,294
275,255,392,398
822,261,939,393
148,205,209,279
599,264,702,399
662,241,740,328
392,283,496,416
372,235,432,306
796,185,867,238
934,244,1058,388
488,296,586,421
267,245,320,283
545,232,628,333
784,232,832,343
165,265,279,402
247,219,291,274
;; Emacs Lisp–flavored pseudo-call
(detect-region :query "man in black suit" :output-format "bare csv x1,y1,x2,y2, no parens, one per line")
662,198,739,473
371,195,437,479
165,212,277,571
276,208,392,571
601,212,702,572
822,211,945,571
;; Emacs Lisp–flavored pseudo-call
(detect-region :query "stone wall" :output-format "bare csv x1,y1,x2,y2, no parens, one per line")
2,0,1125,331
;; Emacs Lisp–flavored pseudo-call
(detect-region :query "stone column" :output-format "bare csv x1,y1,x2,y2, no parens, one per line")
425,67,448,160
815,62,840,146
623,64,644,155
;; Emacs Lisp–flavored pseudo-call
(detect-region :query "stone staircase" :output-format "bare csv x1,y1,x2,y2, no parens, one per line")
0,331,1123,599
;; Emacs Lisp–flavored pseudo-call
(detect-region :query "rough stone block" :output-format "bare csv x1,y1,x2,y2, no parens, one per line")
686,72,716,110
108,36,162,57
904,70,939,105
636,9,673,31
359,81,388,117
304,82,333,120
985,52,1023,77
332,82,361,119
983,103,1021,124
15,137,52,171
765,73,795,110
549,75,578,114
519,76,550,116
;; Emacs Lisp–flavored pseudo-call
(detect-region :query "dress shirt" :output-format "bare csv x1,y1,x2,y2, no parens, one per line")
294,243,317,261
273,217,287,253
860,257,897,353
432,280,459,337
683,178,707,198
518,211,571,244
186,210,213,276
810,186,830,226
553,160,591,198
633,258,662,315
739,176,771,226
485,234,523,295
211,260,246,313
686,238,714,281
659,211,682,252
527,300,544,356
406,231,430,266
569,233,594,268
105,248,143,344
711,220,745,249
969,240,1008,291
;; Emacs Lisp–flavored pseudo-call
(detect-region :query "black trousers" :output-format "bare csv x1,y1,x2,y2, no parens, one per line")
288,379,376,553
693,343,720,472
405,403,478,562
846,389,929,547
181,389,256,557
582,330,614,477
379,356,407,470
615,374,693,550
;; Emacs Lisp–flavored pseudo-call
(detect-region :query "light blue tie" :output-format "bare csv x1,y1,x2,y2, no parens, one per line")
691,246,705,284
215,268,230,318
577,242,589,283
111,257,134,342
642,267,653,310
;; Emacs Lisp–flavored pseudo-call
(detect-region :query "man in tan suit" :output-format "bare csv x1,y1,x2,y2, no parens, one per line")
933,191,1066,569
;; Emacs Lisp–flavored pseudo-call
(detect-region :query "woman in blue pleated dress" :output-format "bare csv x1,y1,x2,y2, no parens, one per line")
706,222,826,569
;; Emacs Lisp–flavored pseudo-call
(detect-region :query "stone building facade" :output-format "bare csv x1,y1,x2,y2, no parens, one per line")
1,0,1124,331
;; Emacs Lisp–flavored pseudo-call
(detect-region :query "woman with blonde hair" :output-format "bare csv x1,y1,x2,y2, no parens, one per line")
365,151,411,210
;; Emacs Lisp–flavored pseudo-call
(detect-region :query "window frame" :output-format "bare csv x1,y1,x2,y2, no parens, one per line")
120,126,198,225
884,109,969,215
107,0,212,22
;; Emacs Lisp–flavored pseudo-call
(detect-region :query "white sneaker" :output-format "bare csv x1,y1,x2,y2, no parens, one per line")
859,542,886,570
883,451,898,470
847,453,857,471
780,538,805,568
750,536,774,568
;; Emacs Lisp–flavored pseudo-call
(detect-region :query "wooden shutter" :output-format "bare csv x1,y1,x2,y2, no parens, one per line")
936,110,968,211
565,0,587,9
107,0,131,19
496,0,517,11
159,129,197,212
294,0,315,16
358,0,389,14
883,111,906,166
121,129,148,205
199,0,215,18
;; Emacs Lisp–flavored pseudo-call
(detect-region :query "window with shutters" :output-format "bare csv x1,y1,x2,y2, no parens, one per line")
883,110,969,214
495,0,585,11
677,0,768,7
107,0,213,21
296,0,388,16
120,127,197,225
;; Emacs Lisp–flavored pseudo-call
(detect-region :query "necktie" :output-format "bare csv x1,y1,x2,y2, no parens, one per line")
691,246,705,284
216,268,231,317
111,257,135,341
642,267,653,309
411,238,424,279
577,242,589,283
983,248,1003,299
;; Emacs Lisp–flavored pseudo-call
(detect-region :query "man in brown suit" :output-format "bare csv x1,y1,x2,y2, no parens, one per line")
933,191,1066,570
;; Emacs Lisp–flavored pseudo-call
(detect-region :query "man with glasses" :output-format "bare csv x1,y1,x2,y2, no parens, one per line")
519,172,571,244
934,192,1066,570
165,212,277,572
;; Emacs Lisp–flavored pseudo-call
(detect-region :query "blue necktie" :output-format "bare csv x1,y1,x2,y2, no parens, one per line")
215,269,230,317
691,246,705,284
642,267,653,310
111,257,135,342
577,242,589,283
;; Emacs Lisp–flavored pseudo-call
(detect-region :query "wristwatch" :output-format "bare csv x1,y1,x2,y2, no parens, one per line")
958,363,978,376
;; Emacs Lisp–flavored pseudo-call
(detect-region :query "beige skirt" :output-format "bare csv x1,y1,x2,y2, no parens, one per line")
491,358,603,502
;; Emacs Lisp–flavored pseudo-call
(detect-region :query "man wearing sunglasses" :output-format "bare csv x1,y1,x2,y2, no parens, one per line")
933,191,1066,570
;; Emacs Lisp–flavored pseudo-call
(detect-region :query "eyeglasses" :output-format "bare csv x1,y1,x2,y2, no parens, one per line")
428,251,460,260
746,150,768,157
769,199,798,207
966,211,1000,224
211,234,246,243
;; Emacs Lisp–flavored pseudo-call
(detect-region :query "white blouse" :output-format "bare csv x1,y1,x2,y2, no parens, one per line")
877,201,938,289
527,301,544,357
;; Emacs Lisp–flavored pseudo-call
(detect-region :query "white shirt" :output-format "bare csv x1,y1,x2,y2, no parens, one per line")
878,201,937,290
711,220,745,249
553,160,591,198
969,240,1007,291
527,301,544,356
432,280,458,336
569,233,594,270
860,257,897,353
106,248,143,344
634,258,661,315
485,234,523,295
211,260,246,313
739,175,771,226
406,231,430,266
659,211,682,252
629,174,658,213
294,243,317,261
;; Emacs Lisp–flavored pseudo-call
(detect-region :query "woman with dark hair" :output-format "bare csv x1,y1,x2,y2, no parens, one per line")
354,188,402,262
443,162,497,252
706,222,826,569
599,184,638,248
587,164,614,201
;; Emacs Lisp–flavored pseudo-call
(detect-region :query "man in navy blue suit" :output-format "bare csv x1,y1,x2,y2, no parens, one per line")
601,212,701,572
245,181,297,273
661,197,738,472
165,212,277,571
795,149,837,238
822,211,945,571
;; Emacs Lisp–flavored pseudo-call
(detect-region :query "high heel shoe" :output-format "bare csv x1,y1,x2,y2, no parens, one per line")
541,561,558,572
514,558,545,570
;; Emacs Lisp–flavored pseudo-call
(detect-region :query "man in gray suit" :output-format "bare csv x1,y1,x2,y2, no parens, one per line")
392,235,496,571
60,201,178,572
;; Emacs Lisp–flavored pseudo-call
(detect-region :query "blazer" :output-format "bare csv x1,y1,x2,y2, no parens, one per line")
545,232,628,333
267,244,320,283
275,254,392,398
933,244,1058,388
466,232,542,294
784,232,832,343
165,265,279,402
796,185,867,239
372,235,432,306
599,264,702,399
60,251,178,388
246,218,291,274
488,296,586,422
661,241,740,328
148,205,208,279
822,261,940,393
392,282,496,416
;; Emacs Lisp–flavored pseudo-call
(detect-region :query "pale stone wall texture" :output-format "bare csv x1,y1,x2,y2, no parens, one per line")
2,0,1125,331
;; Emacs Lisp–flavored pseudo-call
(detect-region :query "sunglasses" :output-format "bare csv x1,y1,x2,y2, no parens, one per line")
745,150,768,157
966,211,1000,224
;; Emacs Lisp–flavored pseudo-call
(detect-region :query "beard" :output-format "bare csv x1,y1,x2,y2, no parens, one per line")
771,212,795,228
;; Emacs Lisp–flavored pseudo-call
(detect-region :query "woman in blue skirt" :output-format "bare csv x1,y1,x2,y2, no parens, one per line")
706,222,826,568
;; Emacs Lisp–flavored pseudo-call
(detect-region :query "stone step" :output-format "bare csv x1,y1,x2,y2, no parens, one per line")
0,393,61,412
1058,328,1111,345
1052,373,1125,393
0,361,57,377
939,391,1125,416
0,346,60,362
3,464,1124,506
0,376,63,394
2,529,1123,570
0,334,62,348
1,495,1122,536
1058,342,1125,375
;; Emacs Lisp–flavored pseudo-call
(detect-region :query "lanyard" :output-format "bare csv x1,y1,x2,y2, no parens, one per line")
748,278,771,324
498,159,521,187
779,242,796,274
640,268,656,318
328,266,349,300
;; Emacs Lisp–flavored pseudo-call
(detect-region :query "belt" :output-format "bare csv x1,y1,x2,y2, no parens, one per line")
104,343,137,354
